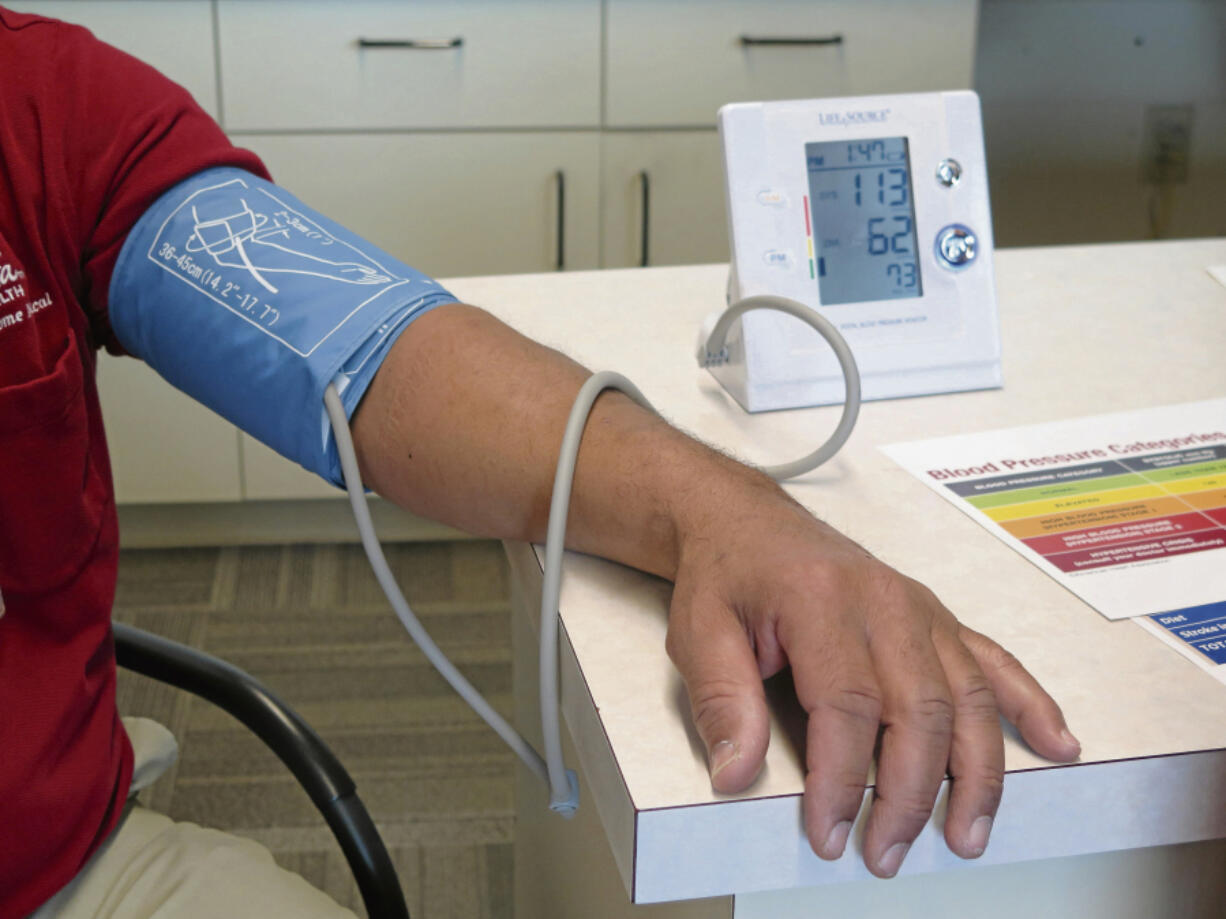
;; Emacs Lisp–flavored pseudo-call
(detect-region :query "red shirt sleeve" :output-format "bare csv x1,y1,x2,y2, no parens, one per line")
13,11,270,353
0,13,275,913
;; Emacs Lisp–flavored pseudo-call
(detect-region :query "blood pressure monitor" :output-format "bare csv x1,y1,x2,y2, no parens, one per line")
712,90,1001,411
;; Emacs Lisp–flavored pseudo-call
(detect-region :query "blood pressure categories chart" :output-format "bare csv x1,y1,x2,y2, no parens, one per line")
945,446,1226,575
883,399,1226,681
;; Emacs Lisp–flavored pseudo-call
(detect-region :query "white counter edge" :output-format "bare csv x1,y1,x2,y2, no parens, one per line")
633,747,1226,903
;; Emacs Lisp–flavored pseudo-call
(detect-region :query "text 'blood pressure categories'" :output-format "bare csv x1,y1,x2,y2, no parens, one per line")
804,136,922,306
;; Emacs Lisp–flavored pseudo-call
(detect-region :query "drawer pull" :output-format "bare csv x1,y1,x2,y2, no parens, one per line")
638,170,651,268
739,34,844,47
356,37,464,50
555,170,566,271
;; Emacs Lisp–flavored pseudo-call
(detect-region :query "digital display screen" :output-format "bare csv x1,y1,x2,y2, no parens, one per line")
804,137,922,305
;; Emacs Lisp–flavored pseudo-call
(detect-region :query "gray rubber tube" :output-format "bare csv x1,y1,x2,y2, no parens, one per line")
324,386,556,794
702,294,861,479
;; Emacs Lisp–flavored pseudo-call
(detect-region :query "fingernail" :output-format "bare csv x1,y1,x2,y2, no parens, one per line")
876,842,910,878
1060,729,1082,754
709,740,740,782
966,815,993,858
822,820,852,858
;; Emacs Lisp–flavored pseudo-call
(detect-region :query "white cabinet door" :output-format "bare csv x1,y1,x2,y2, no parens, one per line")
97,357,242,504
600,132,729,270
9,1,220,118
219,0,601,131
237,132,601,280
606,0,978,127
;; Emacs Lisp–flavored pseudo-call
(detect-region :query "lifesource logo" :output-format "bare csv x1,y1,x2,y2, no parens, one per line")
818,109,891,126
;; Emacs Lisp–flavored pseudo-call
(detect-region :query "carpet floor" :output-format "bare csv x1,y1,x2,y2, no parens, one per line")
112,541,515,919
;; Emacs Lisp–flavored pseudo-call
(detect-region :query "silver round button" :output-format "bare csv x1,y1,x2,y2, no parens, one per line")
936,225,978,268
936,158,963,188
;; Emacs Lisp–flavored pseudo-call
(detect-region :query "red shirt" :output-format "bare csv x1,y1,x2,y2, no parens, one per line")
0,10,266,915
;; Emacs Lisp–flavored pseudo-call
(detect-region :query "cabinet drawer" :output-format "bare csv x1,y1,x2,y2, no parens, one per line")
11,1,219,118
239,132,600,279
219,0,601,130
606,0,978,127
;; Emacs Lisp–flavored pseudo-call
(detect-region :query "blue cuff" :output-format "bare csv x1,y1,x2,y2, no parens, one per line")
110,167,458,485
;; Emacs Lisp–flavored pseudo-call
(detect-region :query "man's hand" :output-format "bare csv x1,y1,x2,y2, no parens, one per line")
664,484,1081,878
352,303,1079,878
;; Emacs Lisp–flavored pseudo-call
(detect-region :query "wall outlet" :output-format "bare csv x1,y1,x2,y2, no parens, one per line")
1141,104,1194,185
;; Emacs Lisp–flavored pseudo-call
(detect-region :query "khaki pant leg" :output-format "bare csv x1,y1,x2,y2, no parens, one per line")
29,717,357,919
30,805,357,919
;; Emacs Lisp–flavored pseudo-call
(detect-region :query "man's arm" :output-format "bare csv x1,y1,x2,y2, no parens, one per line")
351,302,1081,878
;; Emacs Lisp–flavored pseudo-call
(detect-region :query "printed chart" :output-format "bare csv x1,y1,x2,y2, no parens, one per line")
944,446,1226,574
884,399,1226,682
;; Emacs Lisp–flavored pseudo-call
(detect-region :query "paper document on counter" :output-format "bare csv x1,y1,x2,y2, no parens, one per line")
882,398,1226,622
1208,265,1226,290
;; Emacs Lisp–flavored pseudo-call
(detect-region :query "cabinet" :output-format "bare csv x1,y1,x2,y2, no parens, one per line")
9,0,978,508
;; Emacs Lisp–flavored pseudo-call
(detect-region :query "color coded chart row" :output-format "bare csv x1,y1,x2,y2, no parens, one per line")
942,446,1226,573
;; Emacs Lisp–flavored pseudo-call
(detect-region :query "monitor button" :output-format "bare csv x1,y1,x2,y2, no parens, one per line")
936,158,963,187
935,224,977,268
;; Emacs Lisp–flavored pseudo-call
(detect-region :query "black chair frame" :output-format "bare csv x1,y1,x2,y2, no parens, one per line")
113,622,410,919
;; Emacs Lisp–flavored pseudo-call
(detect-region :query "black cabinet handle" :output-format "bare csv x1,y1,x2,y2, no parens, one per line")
739,35,843,47
638,170,650,268
356,37,464,50
555,170,566,272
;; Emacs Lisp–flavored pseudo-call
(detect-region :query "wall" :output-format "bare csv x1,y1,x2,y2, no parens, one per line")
975,0,1226,246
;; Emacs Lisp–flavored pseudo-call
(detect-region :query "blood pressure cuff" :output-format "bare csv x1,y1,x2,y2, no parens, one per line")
110,167,457,485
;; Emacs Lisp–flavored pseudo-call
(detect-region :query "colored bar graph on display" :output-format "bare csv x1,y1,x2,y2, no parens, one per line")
803,195,817,281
